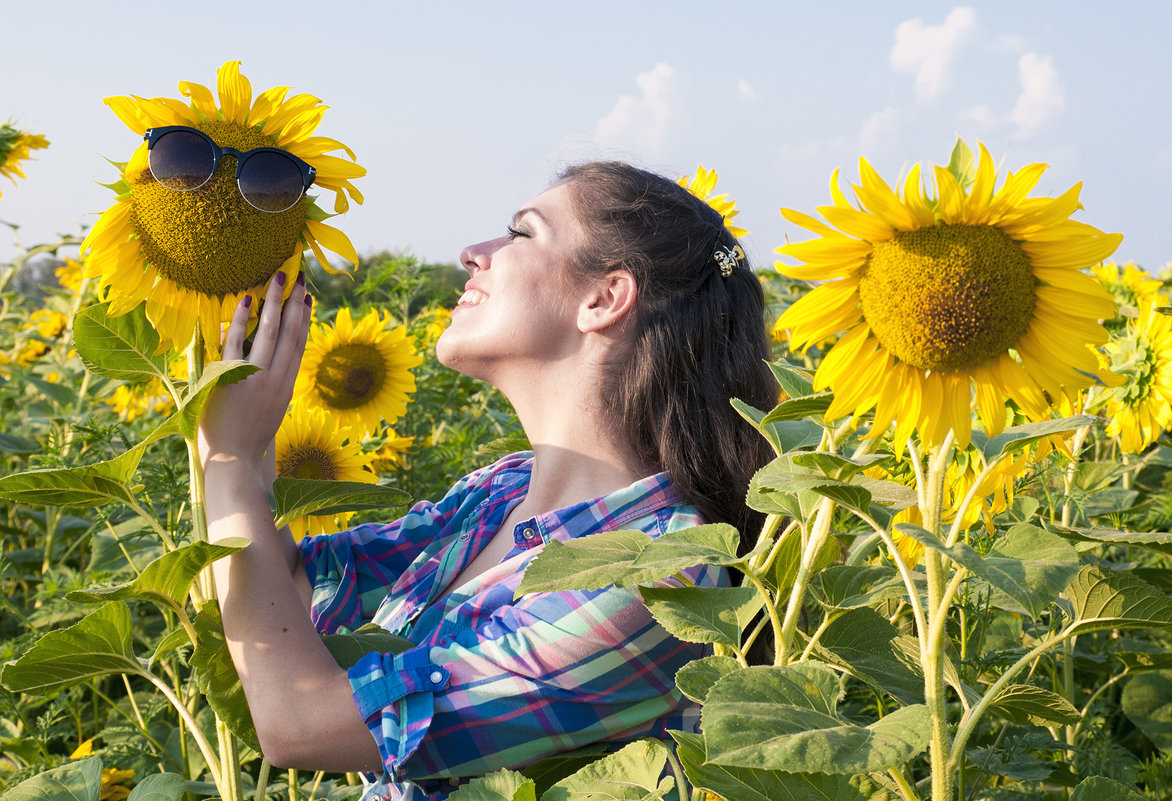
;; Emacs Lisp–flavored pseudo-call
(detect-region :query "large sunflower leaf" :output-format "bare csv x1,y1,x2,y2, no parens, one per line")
0,602,143,694
1051,524,1172,557
272,478,410,527
189,604,260,752
1120,671,1172,752
1063,565,1172,636
674,656,743,704
810,565,906,610
976,415,1094,460
637,586,763,647
445,771,536,801
790,453,890,482
126,773,188,801
762,395,834,423
543,739,672,801
73,302,167,382
732,399,824,455
517,525,741,595
814,608,923,705
175,359,260,439
896,523,1079,618
67,539,249,614
322,623,414,669
0,757,103,801
672,731,866,801
702,664,930,774
987,684,1082,727
1069,776,1148,801
769,527,842,596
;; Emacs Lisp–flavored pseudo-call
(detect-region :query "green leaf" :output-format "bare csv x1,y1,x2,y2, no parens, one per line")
273,478,410,527
702,663,930,773
0,757,103,801
68,539,249,614
517,525,741,595
322,623,414,669
674,656,742,704
1121,671,1172,752
671,731,865,801
808,484,872,518
1069,776,1148,801
0,602,143,694
520,745,611,798
1063,565,1172,636
896,523,1078,619
0,432,40,454
150,626,194,668
446,770,536,801
26,375,77,406
988,684,1082,726
946,138,976,188
979,416,1094,460
789,453,889,482
189,605,260,752
732,400,823,455
543,739,672,801
1052,524,1172,557
176,359,259,439
771,530,842,597
638,586,762,647
762,395,834,423
815,608,923,705
810,565,906,610
73,302,167,382
126,773,188,801
767,360,816,399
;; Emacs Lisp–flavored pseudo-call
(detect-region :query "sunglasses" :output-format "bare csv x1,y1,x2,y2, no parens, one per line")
143,125,316,213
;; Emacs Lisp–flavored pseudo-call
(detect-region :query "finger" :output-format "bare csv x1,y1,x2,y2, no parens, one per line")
247,270,289,366
221,295,254,360
271,272,312,377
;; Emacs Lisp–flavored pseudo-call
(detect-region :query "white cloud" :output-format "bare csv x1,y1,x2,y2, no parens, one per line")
858,107,900,152
1011,52,1063,139
890,6,977,102
593,63,675,156
737,78,757,103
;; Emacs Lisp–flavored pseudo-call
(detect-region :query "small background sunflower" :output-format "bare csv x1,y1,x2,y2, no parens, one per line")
0,122,49,199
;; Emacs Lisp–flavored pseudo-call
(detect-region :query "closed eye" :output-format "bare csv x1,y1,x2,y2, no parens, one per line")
506,225,529,240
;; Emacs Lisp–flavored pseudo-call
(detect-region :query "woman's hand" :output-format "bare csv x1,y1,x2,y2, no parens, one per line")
198,270,312,473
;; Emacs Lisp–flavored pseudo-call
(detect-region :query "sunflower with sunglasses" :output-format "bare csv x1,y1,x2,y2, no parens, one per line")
81,60,365,353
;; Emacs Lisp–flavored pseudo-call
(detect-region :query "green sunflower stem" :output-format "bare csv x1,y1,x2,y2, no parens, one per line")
919,434,956,801
1061,424,1092,527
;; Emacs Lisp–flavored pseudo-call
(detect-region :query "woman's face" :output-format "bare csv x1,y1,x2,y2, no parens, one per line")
436,180,590,385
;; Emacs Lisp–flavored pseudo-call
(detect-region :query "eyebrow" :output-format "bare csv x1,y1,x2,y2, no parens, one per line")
511,207,549,227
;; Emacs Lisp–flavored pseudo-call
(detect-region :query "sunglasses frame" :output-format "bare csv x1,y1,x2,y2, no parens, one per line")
143,125,317,213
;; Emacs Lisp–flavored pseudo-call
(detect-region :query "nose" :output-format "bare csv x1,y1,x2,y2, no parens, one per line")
459,237,506,275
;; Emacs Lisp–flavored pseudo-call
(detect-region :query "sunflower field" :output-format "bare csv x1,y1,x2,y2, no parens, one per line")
3,64,1172,801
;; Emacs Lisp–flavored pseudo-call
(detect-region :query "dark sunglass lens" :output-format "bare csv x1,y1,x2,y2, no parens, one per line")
238,151,305,212
149,130,215,190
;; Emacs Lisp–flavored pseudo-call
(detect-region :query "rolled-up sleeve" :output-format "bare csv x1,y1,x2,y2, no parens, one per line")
348,581,704,784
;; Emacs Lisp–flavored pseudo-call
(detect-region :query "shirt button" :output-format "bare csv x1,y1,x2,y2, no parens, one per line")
523,527,538,540
459,533,470,541
429,671,444,685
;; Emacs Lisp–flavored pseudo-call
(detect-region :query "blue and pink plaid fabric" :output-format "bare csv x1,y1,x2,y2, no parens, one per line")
298,452,719,800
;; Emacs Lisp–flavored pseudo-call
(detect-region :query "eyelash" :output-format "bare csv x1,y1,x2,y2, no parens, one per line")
506,225,529,240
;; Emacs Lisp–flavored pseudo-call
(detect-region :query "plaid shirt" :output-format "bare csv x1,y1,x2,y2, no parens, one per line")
298,452,717,801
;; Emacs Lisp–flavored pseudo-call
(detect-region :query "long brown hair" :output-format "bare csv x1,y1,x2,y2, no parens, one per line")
560,161,776,543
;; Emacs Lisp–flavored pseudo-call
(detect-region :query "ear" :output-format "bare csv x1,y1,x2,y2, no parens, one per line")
577,270,637,333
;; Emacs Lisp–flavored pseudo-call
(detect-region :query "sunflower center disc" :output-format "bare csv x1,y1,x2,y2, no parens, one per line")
129,121,306,296
858,224,1036,371
279,445,338,481
315,343,387,410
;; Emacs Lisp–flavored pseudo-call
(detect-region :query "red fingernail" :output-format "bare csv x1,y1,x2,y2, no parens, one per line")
243,295,253,309
276,271,287,287
304,294,313,308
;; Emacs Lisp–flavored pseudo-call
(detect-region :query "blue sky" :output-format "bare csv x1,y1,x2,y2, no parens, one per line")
2,1,1168,273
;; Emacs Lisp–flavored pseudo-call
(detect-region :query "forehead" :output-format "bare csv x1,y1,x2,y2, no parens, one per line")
518,181,584,244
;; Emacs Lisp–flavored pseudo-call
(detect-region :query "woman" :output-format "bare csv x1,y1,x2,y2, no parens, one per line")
198,161,777,799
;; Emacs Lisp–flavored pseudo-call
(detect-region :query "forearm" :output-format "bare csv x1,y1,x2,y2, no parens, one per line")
204,458,380,771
